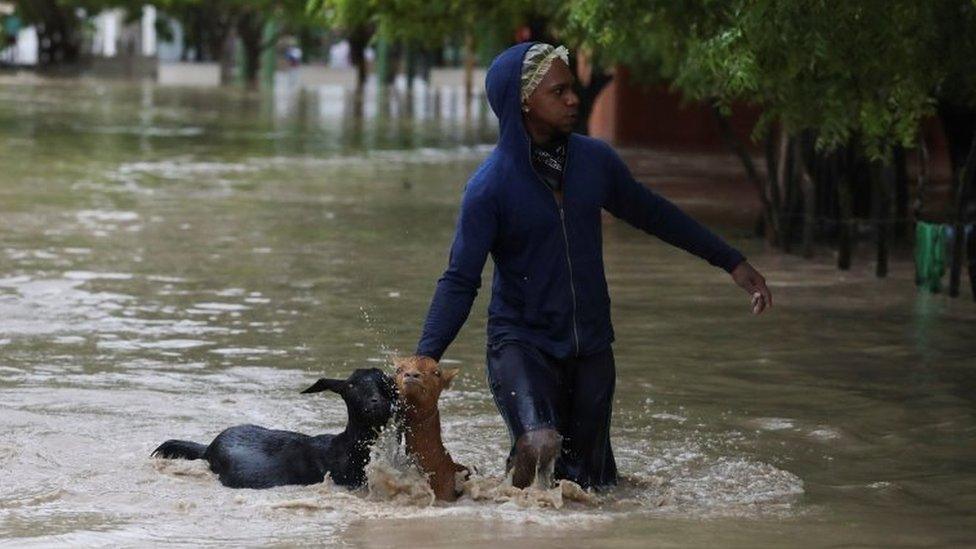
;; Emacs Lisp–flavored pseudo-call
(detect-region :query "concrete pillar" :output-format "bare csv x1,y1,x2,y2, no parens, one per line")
15,26,37,65
94,10,119,57
260,18,276,87
141,5,157,57
375,37,390,87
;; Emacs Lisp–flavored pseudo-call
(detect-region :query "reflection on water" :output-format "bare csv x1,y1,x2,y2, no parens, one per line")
0,77,975,546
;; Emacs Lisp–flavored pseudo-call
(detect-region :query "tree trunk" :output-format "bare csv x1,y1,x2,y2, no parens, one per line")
237,11,266,87
968,226,976,301
347,25,371,99
764,132,778,239
380,40,400,86
893,145,909,239
405,44,415,89
816,148,838,236
939,102,976,174
949,226,965,297
948,132,976,296
710,104,775,242
913,135,930,219
796,139,816,258
837,171,854,271
218,27,237,85
780,135,798,252
874,157,895,278
463,31,475,115
765,129,787,247
203,8,234,66
30,0,81,66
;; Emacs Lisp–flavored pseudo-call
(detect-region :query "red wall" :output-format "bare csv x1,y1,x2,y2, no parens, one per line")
588,66,761,151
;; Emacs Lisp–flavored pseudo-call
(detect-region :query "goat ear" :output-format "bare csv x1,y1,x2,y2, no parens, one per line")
301,378,345,394
441,367,460,389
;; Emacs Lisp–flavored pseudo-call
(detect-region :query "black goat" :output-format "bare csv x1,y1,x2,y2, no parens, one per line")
152,368,395,489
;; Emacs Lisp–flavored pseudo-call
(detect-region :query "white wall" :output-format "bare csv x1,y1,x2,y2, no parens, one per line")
156,17,184,62
14,26,37,65
141,6,156,56
157,62,220,86
92,9,122,57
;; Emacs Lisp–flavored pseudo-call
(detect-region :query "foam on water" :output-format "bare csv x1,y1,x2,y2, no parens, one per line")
2,76,975,546
192,302,250,312
137,419,803,530
139,437,800,539
63,271,134,281
115,159,259,180
751,417,796,431
87,125,205,137
152,458,216,479
668,458,804,511
105,145,496,197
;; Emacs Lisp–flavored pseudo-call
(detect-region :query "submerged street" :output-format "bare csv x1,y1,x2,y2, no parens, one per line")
0,78,974,546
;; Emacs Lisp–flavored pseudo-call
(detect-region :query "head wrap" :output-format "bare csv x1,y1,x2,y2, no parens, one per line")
520,43,570,104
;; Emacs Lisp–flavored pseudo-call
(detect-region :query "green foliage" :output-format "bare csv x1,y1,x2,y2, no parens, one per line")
0,12,14,45
564,0,702,82
12,0,114,23
570,0,976,161
306,0,373,34
371,1,479,48
308,0,560,51
10,0,127,64
154,0,312,71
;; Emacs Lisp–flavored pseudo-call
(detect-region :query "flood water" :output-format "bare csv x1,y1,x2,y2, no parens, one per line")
1,76,974,547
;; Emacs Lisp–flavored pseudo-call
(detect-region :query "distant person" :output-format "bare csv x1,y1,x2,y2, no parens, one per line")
284,45,302,68
412,43,772,490
328,40,351,69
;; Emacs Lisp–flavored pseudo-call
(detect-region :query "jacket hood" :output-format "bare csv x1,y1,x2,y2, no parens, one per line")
485,42,537,157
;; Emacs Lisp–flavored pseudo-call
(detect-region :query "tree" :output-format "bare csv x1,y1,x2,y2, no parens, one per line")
11,0,117,65
306,0,375,93
154,1,235,63
571,0,976,282
368,0,532,101
308,0,613,128
235,0,310,86
156,0,312,86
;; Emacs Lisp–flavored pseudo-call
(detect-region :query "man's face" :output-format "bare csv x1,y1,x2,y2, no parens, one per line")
523,58,580,136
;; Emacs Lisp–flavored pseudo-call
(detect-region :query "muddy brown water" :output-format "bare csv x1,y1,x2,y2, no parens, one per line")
0,77,975,547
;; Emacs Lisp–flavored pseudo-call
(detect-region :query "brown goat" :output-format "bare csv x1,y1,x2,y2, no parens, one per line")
393,356,468,501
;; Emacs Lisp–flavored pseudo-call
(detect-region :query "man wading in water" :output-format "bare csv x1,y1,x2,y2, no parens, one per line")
412,43,773,490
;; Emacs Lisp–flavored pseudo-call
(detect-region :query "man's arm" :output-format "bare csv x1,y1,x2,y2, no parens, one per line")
601,146,772,314
416,185,497,361
602,146,745,273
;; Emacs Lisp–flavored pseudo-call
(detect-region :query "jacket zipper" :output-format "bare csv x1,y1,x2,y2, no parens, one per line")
529,142,581,356
557,204,581,356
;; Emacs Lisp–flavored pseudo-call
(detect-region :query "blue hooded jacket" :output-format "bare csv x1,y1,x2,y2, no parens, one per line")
416,42,745,361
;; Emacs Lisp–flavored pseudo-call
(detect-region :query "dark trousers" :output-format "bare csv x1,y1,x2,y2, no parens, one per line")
486,342,617,489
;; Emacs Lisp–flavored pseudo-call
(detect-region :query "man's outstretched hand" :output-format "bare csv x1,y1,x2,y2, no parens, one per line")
730,261,772,315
